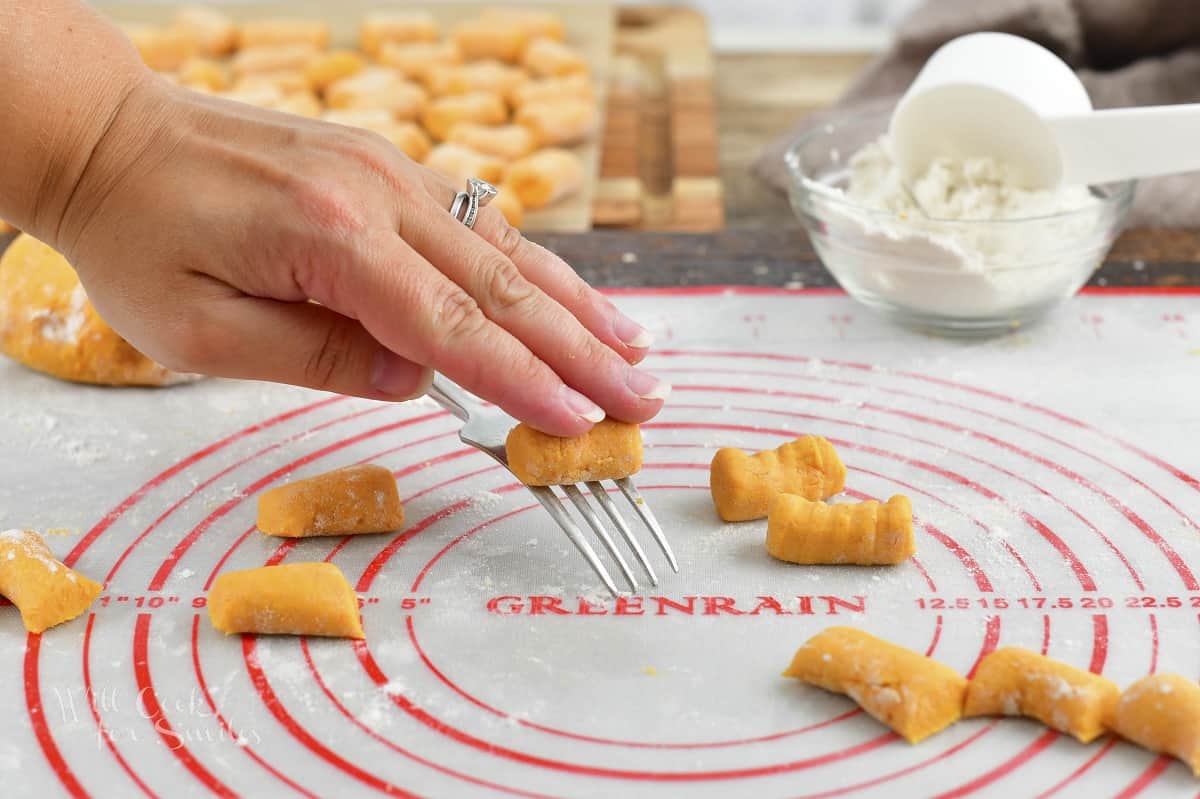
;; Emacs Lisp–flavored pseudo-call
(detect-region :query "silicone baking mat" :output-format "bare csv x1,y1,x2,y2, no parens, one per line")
2,287,1199,798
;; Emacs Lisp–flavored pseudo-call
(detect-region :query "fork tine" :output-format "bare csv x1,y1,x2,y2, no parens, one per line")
562,484,638,591
586,481,657,586
616,478,679,573
529,486,620,596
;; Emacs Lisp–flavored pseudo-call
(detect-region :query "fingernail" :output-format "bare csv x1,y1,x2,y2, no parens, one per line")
371,350,422,398
561,385,605,423
627,369,672,402
613,312,654,349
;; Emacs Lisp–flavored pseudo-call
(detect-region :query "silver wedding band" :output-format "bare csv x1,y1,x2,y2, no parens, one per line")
449,177,498,230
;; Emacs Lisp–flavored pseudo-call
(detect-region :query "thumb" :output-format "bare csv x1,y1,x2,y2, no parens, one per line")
180,296,432,400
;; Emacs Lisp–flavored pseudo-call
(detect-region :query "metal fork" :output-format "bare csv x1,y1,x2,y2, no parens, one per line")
425,375,678,595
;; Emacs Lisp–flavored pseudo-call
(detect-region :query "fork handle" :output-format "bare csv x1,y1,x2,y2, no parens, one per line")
425,374,475,422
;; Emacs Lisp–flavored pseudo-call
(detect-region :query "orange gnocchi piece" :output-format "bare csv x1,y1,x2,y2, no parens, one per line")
767,494,914,565
257,464,404,538
479,8,566,41
521,37,588,77
0,529,102,633
506,420,643,486
710,435,846,522
237,18,330,51
506,148,584,209
172,6,237,57
360,10,440,57
305,50,366,92
784,626,967,744
447,123,536,161
423,143,506,187
325,68,428,121
421,91,507,141
452,19,528,63
1110,674,1200,776
378,40,462,82
515,97,597,146
208,562,364,639
963,647,1119,743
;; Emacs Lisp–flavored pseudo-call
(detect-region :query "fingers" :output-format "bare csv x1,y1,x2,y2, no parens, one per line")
396,192,669,426
165,294,432,401
470,206,652,365
328,231,613,437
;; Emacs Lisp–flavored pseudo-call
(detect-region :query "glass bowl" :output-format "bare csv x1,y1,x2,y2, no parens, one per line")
783,109,1135,335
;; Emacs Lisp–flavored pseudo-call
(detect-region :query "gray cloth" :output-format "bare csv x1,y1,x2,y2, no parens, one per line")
756,0,1200,227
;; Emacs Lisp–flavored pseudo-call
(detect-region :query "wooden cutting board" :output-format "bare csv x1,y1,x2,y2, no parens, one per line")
593,7,723,231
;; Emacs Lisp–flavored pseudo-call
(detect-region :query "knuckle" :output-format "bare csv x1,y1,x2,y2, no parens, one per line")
490,215,525,258
480,257,537,315
303,321,354,390
434,287,487,346
288,174,368,234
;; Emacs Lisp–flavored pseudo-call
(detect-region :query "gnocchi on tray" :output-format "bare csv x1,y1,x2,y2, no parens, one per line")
117,5,599,228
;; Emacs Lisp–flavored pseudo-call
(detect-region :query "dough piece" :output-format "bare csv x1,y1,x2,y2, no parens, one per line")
207,562,364,639
178,57,229,92
423,144,506,187
257,464,404,538
237,18,330,51
710,435,846,522
231,43,320,77
123,23,198,72
305,50,366,92
452,19,528,63
274,91,323,119
447,123,536,161
0,234,185,386
424,60,529,100
521,37,588,77
510,73,594,108
1110,674,1200,775
325,68,428,121
322,111,432,161
232,70,311,96
378,40,462,82
515,98,597,146
767,494,914,565
360,10,440,58
0,530,102,633
506,149,584,209
480,7,566,41
784,626,966,744
963,647,1119,743
506,419,642,486
172,6,237,57
492,186,524,227
421,92,508,141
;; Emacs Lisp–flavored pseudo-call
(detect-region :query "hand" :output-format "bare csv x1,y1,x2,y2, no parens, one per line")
56,75,668,436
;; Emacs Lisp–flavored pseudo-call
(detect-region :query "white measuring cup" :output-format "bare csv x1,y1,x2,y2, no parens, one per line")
889,32,1200,189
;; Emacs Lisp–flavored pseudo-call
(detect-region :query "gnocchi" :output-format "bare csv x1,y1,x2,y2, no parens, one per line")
257,464,404,538
766,494,914,565
784,626,967,743
0,530,102,633
208,562,364,639
1110,673,1200,776
506,420,643,486
710,435,846,522
963,647,1119,743
506,148,584,209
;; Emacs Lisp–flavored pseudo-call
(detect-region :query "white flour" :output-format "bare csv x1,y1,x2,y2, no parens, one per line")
810,136,1108,319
